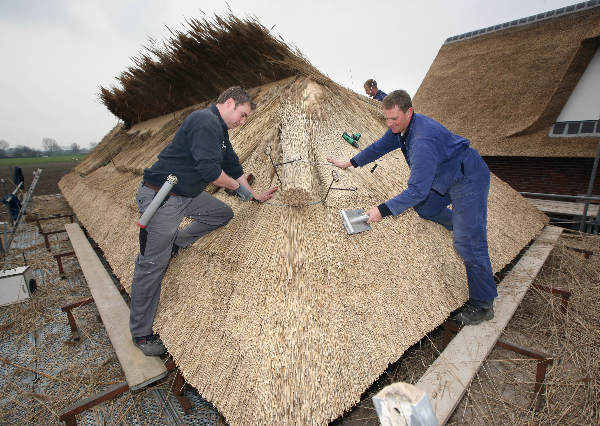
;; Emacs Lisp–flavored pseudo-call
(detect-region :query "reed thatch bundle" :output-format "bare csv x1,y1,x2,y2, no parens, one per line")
413,7,600,157
99,14,328,126
60,73,547,424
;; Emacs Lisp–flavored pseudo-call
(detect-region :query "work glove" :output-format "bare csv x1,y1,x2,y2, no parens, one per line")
233,184,253,201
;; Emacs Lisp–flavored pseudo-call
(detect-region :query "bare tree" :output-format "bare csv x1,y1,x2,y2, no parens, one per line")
42,137,61,154
70,142,80,153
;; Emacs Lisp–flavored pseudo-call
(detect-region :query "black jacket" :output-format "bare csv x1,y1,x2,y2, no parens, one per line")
143,104,244,197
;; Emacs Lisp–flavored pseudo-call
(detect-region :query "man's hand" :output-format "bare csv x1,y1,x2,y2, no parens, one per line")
253,186,278,202
365,206,382,224
327,158,351,169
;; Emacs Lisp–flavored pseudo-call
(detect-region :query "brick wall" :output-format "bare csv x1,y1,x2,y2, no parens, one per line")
483,156,600,196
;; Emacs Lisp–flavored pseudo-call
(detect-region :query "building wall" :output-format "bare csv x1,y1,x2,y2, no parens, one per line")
483,156,600,195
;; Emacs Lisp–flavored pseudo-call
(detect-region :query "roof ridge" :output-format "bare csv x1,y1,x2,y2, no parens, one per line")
445,1,599,45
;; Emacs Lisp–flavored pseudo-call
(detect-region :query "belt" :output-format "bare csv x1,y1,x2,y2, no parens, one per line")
142,181,180,197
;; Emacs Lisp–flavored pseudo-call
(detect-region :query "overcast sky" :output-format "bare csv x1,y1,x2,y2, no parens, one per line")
0,0,583,149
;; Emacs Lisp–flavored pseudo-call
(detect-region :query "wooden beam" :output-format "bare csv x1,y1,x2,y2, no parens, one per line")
64,223,167,390
416,225,563,425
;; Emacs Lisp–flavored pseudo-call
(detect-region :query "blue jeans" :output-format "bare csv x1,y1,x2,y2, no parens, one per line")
414,149,497,304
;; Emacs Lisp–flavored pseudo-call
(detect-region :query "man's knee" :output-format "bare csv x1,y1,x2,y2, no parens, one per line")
453,238,475,263
220,204,234,225
416,206,453,230
415,205,437,221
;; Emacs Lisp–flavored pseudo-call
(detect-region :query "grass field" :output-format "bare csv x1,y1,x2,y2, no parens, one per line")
0,154,87,166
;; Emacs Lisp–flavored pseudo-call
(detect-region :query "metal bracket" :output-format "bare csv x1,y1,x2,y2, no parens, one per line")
58,358,191,425
442,320,554,411
322,170,358,203
264,146,282,184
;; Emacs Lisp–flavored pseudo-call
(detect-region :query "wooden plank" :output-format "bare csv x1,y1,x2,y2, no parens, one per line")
528,198,599,217
416,225,563,425
64,223,167,390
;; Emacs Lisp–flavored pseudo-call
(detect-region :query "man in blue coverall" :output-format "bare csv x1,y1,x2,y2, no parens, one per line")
130,87,278,356
364,79,387,101
328,90,497,325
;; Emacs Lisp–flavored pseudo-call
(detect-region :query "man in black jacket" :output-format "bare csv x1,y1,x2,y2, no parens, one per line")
130,87,277,356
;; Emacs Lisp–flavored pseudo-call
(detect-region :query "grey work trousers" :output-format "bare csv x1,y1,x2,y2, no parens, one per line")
129,183,233,337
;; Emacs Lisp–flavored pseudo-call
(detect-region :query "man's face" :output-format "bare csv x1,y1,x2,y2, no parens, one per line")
384,106,413,134
364,85,376,97
222,99,252,129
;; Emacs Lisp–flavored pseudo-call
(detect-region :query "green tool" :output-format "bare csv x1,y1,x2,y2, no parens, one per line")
342,132,361,148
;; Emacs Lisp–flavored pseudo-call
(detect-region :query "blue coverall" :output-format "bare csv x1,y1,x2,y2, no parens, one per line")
374,89,387,101
351,113,497,305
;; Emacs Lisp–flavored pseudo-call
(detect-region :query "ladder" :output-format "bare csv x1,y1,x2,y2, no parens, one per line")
2,168,42,254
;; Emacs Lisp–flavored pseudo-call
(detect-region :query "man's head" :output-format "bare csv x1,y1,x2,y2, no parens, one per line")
382,90,413,134
216,87,256,129
364,79,378,97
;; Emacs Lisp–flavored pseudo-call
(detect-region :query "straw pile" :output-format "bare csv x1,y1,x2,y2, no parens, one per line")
413,7,600,157
59,71,548,423
24,194,72,222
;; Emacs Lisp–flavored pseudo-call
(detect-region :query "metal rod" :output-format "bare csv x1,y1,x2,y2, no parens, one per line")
563,246,593,258
59,382,130,424
532,283,571,313
322,170,338,203
442,319,554,411
273,157,301,166
265,147,282,184
164,359,193,414
580,138,600,231
519,192,600,201
54,251,75,276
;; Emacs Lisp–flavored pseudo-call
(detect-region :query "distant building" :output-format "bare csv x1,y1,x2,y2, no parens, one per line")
413,1,600,196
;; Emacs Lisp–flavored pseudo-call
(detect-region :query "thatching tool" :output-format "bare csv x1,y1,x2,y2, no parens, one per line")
340,209,371,235
342,132,361,148
137,174,177,229
225,173,254,196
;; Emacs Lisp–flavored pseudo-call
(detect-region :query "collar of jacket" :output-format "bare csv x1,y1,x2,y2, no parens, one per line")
400,111,416,145
209,104,229,134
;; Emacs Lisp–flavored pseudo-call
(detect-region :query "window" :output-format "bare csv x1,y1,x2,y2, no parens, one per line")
550,121,600,137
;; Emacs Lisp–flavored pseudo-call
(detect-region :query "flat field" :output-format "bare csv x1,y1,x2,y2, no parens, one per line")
0,157,83,196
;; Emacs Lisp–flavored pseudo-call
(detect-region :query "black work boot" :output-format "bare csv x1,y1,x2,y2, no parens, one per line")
453,302,494,326
132,334,167,356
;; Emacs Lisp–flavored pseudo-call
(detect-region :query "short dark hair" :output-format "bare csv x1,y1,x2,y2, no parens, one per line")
364,79,377,88
382,90,412,111
216,86,256,110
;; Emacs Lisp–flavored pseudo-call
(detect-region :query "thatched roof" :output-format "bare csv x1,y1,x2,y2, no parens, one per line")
63,15,548,425
60,76,546,424
99,14,328,126
413,5,600,157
